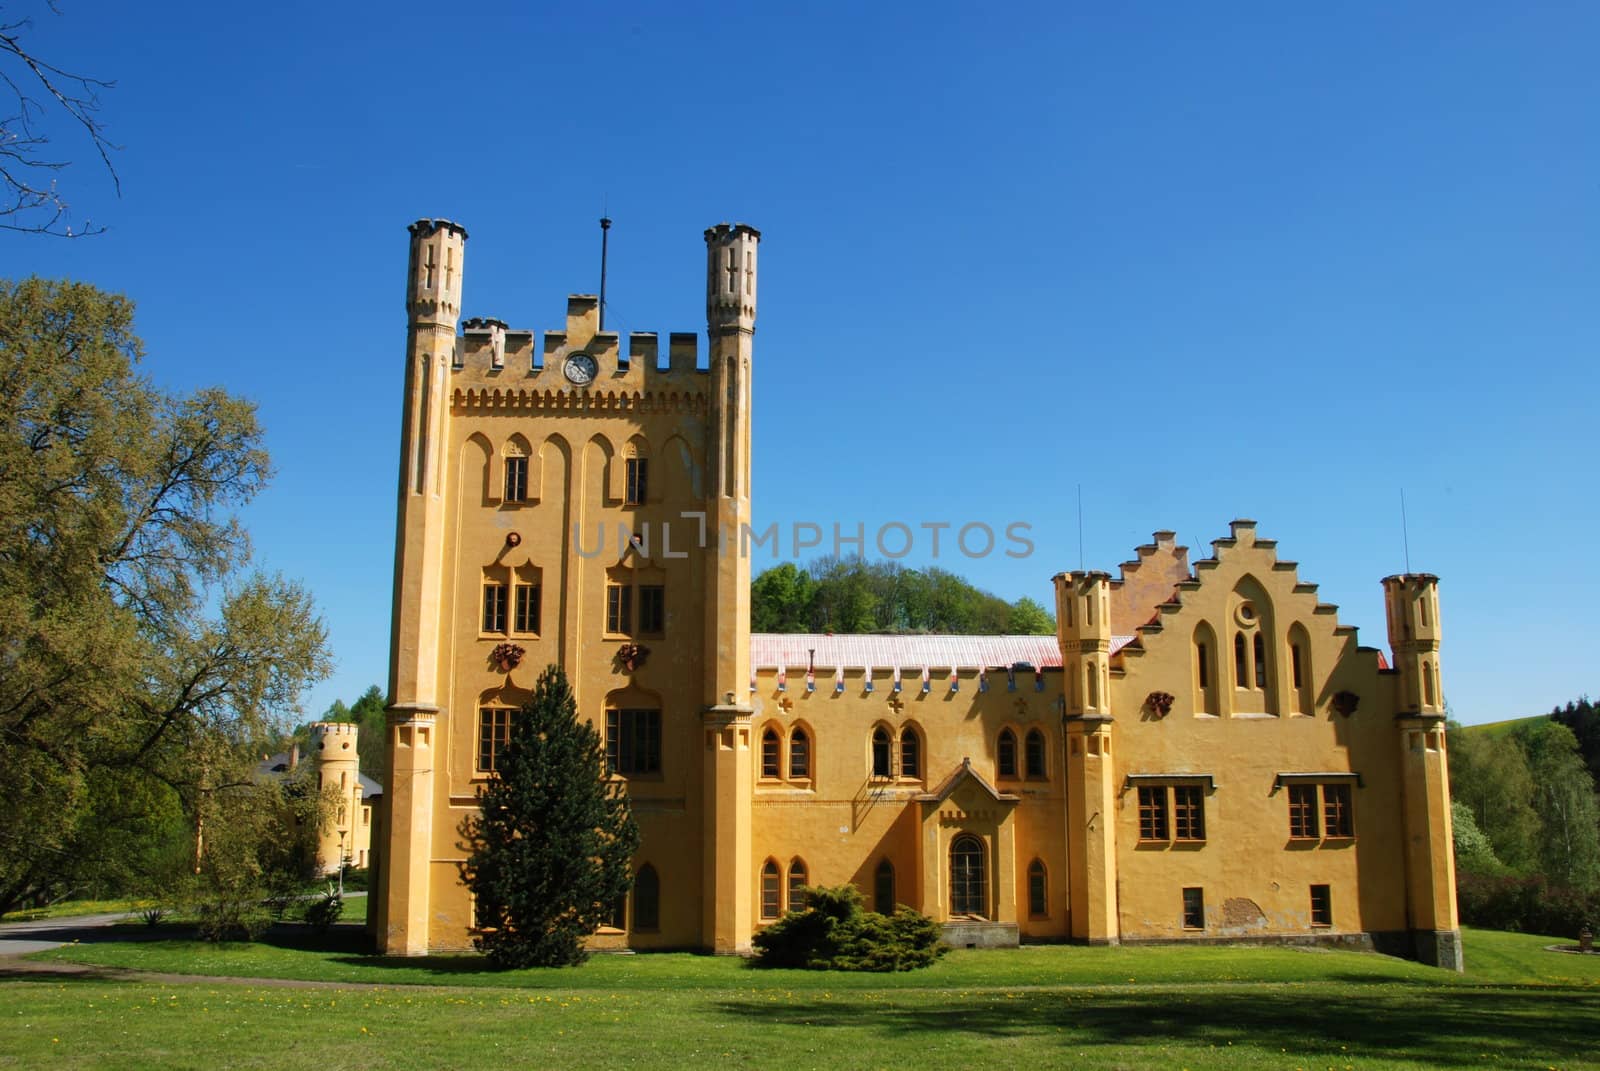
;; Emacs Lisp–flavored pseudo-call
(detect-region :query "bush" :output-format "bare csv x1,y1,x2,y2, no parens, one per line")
1457,871,1599,937
304,886,343,932
752,884,948,971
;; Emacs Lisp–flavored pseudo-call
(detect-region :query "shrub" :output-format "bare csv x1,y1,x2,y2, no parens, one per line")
1457,871,1599,937
752,884,947,971
304,885,343,932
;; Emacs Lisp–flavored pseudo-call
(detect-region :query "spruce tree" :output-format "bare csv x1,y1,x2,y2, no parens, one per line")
463,665,639,968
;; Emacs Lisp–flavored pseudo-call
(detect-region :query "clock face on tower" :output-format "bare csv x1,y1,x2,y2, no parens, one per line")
563,352,598,386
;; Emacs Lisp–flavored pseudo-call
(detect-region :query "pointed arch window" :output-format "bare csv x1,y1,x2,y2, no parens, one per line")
761,728,781,779
1027,859,1048,917
1422,660,1436,707
950,835,987,918
789,727,810,779
760,860,781,920
1253,632,1267,688
899,727,921,779
1234,633,1248,686
787,859,808,910
634,864,660,931
871,727,892,779
874,859,895,915
1024,729,1046,779
997,729,1018,778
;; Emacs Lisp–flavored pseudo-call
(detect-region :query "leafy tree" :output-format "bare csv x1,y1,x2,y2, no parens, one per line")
1447,722,1540,873
462,665,639,968
0,278,329,915
1511,720,1600,891
348,685,388,784
1,6,119,236
1451,800,1503,875
750,559,1054,636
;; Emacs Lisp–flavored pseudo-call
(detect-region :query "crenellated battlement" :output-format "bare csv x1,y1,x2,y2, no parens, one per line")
452,296,712,390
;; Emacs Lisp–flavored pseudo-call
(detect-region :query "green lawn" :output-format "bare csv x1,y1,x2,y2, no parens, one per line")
6,929,1598,1070
0,898,151,923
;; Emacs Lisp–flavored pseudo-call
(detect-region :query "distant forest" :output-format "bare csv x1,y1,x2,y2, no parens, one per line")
751,559,1054,635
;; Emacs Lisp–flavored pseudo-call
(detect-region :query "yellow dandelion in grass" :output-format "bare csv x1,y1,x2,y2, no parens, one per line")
360,1027,370,1035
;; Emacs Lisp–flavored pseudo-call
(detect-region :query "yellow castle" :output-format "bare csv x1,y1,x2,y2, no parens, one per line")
371,219,1461,969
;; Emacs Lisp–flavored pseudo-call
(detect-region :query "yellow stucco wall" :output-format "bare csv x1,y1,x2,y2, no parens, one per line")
376,221,1460,968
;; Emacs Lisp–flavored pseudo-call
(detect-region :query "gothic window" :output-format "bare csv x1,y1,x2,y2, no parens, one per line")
761,728,781,779
1253,632,1267,688
997,729,1018,778
1234,632,1248,686
899,726,921,779
788,727,810,779
950,835,987,918
1024,729,1046,779
787,859,808,910
874,859,895,915
1027,859,1047,917
760,860,780,920
871,727,892,779
634,864,660,931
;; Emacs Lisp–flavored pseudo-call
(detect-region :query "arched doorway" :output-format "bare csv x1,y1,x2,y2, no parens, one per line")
950,834,987,918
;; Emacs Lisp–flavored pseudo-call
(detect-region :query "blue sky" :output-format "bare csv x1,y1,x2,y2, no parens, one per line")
13,1,1597,725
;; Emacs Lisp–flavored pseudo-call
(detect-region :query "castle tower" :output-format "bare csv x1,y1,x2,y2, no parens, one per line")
379,218,466,954
1384,573,1462,970
311,722,361,875
700,223,759,953
1055,571,1119,944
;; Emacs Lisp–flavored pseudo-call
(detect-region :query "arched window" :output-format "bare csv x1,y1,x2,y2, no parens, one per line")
1422,660,1435,707
609,893,626,930
761,728,780,779
760,860,781,920
899,726,921,779
789,727,810,779
997,729,1018,778
871,727,892,778
1025,729,1046,779
787,858,808,910
1087,666,1099,709
950,834,987,918
1234,633,1248,686
1027,859,1047,917
874,859,895,915
1253,632,1267,688
634,864,660,931
1194,622,1220,715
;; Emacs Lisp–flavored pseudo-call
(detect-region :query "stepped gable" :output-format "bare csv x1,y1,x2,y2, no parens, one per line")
1110,519,1383,676
1109,530,1191,636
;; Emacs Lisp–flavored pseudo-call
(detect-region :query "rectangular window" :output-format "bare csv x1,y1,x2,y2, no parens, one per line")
504,456,528,502
1288,784,1318,838
1138,786,1169,842
606,583,632,634
605,708,661,775
638,584,665,635
625,457,648,506
482,581,507,633
1323,783,1354,838
1173,785,1206,842
513,583,540,634
1182,886,1205,930
1310,883,1332,927
477,707,512,773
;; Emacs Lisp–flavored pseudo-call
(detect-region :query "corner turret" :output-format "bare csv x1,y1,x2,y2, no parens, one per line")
1383,574,1443,715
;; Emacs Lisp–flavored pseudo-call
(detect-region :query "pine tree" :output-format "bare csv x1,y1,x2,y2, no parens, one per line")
462,665,640,968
